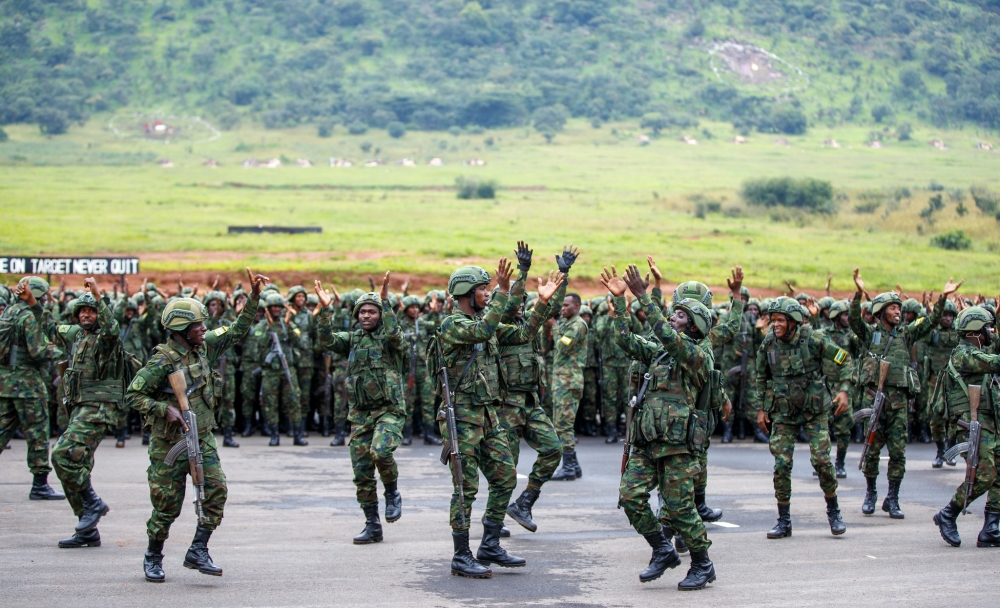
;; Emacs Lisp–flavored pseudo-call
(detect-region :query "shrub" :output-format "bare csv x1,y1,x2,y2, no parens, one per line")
931,230,972,251
317,123,333,138
741,177,835,213
897,122,912,141
970,185,999,214
456,176,497,199
348,121,368,135
35,108,70,135
387,121,406,138
0,126,7,142
533,104,569,143
768,107,807,135
359,140,372,153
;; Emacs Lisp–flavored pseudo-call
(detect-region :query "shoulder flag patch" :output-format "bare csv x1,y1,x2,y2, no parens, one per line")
213,326,229,336
560,336,573,346
834,349,848,365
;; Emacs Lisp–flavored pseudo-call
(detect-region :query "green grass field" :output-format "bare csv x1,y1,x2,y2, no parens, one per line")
1,116,999,294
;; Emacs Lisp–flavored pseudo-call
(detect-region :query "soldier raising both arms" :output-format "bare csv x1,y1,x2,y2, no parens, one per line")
127,268,267,583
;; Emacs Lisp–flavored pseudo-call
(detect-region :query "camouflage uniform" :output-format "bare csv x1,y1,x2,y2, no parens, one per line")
204,307,238,430
917,318,960,444
127,294,259,540
720,306,765,426
550,288,588,453
288,296,315,428
251,317,303,435
579,306,600,429
399,312,437,434
237,307,263,432
815,317,861,460
594,300,631,430
317,296,407,510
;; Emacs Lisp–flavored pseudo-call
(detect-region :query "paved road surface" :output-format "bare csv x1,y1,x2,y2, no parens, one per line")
2,433,996,607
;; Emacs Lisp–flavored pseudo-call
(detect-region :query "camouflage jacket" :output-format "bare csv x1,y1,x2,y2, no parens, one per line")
552,312,588,386
55,298,130,409
595,311,629,367
251,317,302,370
317,299,406,421
114,302,152,364
939,340,1000,432
755,324,852,418
850,293,942,392
399,314,436,364
815,324,861,388
127,294,259,440
290,307,314,366
0,301,64,398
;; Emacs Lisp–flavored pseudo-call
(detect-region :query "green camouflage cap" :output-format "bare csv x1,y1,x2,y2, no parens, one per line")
675,298,712,336
353,292,382,318
402,295,422,309
20,276,50,299
956,306,992,333
264,293,286,307
161,297,208,331
287,285,307,299
828,300,850,318
767,296,804,323
448,266,491,297
672,281,712,307
943,299,958,315
901,298,922,315
71,293,98,316
818,296,835,310
871,292,902,316
579,305,593,317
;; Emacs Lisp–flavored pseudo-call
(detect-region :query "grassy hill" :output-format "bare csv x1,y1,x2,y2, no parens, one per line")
4,0,1000,138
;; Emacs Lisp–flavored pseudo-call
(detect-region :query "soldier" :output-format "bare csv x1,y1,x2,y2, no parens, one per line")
815,300,861,478
578,304,600,437
253,292,306,446
918,300,960,467
432,255,558,578
112,295,150,448
0,277,66,502
932,305,1000,548
549,246,587,481
399,294,441,446
287,286,315,435
595,296,630,443
601,265,718,590
203,291,239,448
237,292,264,437
52,279,135,548
315,273,408,545
127,268,266,583
328,291,360,447
755,296,852,538
850,269,960,519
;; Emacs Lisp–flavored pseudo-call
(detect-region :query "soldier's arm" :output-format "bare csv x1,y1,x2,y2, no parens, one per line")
547,277,568,317
848,293,872,345
952,344,1000,375
497,299,549,345
22,310,64,362
95,298,120,340
753,344,770,408
708,298,744,348
206,293,260,360
650,286,663,310
440,291,509,346
126,352,172,419
818,335,853,393
316,309,353,355
640,294,706,366
554,317,587,358
381,298,406,352
907,294,944,343
611,295,663,364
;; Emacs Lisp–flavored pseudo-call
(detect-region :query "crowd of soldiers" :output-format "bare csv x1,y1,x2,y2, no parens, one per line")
1,243,998,592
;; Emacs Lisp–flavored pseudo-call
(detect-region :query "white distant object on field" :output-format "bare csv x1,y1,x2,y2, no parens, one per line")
463,158,486,166
977,142,993,151
868,140,883,149
822,139,840,148
364,159,385,167
262,158,282,168
397,158,416,166
295,158,312,167
679,135,698,145
203,158,219,168
330,158,353,167
157,158,174,167
928,139,948,150
637,134,650,145
730,136,746,144
428,157,444,166
242,158,259,168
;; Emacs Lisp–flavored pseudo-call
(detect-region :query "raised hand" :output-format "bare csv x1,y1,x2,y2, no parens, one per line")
623,264,649,298
313,280,333,308
495,258,513,294
401,279,410,296
84,277,100,296
515,240,533,273
646,255,663,288
212,275,220,291
943,277,964,297
727,265,744,295
599,266,627,297
805,298,819,317
784,279,795,296
825,273,833,296
379,271,391,301
246,267,270,297
14,281,36,306
367,275,376,292
853,268,865,295
536,271,565,304
555,245,580,274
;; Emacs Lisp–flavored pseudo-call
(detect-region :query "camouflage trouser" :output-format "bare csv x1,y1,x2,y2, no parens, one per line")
440,416,516,531
694,439,710,493
860,388,909,481
260,368,301,429
620,448,710,552
949,424,1000,512
601,363,630,424
239,369,259,422
349,408,403,508
924,373,947,442
0,397,52,475
580,367,599,423
727,371,759,423
498,391,562,490
332,362,350,428
770,414,838,502
405,362,436,430
829,401,855,453
52,402,116,517
146,433,227,540
214,370,236,429
551,374,582,452
296,364,314,423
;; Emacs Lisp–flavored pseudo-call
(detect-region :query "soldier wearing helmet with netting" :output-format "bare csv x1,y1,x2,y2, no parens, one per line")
314,273,409,546
327,289,363,446
932,305,1000,549
286,285,317,439
914,299,961,467
398,293,441,446
850,268,961,519
235,288,266,439
600,264,720,590
127,268,267,583
200,290,240,448
250,291,308,447
111,294,152,448
814,299,862,479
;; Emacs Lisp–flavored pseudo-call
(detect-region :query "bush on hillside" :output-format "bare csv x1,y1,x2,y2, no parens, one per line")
931,230,972,251
741,177,835,213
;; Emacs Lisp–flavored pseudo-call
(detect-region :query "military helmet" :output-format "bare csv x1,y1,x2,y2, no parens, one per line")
956,306,993,333
387,293,399,310
818,296,835,311
675,298,712,337
203,290,226,305
306,294,319,306
598,301,610,314
448,266,491,297
579,305,593,317
731,286,750,300
133,292,145,305
261,284,280,295
673,281,712,307
161,297,208,331
19,276,50,299
353,292,382,318
287,285,307,300
125,296,140,312
401,295,422,309
794,292,809,303
232,288,248,301
747,297,762,312
264,293,286,308
767,296,804,323
943,299,958,315
828,300,850,318
901,298,921,315
71,293,98,316
871,292,903,316
862,301,873,315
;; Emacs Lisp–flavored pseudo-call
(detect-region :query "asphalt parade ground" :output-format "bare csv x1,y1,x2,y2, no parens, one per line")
2,433,998,607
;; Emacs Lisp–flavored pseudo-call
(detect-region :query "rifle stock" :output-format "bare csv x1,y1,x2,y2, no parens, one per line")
435,340,466,528
960,384,982,514
858,359,892,470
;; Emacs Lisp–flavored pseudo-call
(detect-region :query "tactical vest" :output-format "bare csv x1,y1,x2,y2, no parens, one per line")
119,317,148,362
926,328,960,372
446,338,505,406
59,324,126,406
501,340,540,393
347,329,402,410
763,326,825,416
146,340,220,439
1,302,41,369
633,345,711,453
257,321,299,369
861,326,918,392
820,327,853,380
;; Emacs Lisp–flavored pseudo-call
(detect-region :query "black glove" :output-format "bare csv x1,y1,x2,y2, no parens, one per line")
515,241,533,273
555,247,579,275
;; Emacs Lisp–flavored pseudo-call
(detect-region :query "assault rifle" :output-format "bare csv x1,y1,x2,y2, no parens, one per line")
618,352,668,508
435,339,466,528
854,359,892,469
267,330,295,387
943,384,982,515
163,370,206,525
322,352,333,419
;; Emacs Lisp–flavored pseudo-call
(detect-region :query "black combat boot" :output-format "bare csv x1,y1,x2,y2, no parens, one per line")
582,420,598,437
29,473,65,500
933,500,963,547
293,423,308,446
500,524,510,537
269,427,280,447
551,451,578,481
143,539,165,582
321,415,331,437
753,425,770,443
919,423,932,443
796,427,808,443
639,528,681,583
241,419,255,437
141,429,150,445
766,503,792,539
115,426,126,448
330,424,346,447
506,487,540,532
183,527,223,576
735,418,746,440
75,482,110,533
695,491,723,522
402,423,413,446
222,426,240,448
476,520,525,568
977,510,1000,548
674,534,688,553
882,479,904,519
353,505,383,544
383,480,402,523
58,527,101,548
604,422,619,444
862,477,878,515
835,447,847,479
424,431,442,446
571,450,583,478
677,549,716,591
451,531,491,578
826,495,846,535
260,421,271,437
932,441,946,468
721,421,733,443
